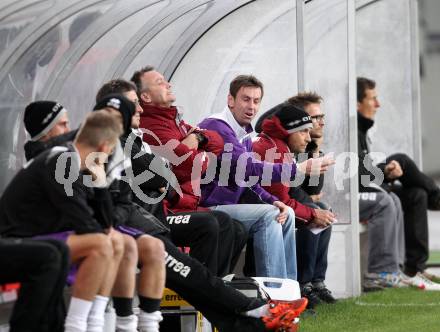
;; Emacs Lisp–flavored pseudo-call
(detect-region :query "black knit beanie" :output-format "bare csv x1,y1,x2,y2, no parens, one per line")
24,101,67,141
94,94,135,135
275,103,313,133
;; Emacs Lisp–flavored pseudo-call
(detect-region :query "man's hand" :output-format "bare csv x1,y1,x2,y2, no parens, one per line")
384,160,403,180
87,159,107,187
273,201,290,225
297,155,335,175
181,133,199,149
312,209,336,228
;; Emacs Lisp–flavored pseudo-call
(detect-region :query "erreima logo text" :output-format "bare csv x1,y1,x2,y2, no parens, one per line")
165,251,191,277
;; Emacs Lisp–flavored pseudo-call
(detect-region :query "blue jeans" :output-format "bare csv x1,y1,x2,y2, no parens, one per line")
210,204,297,280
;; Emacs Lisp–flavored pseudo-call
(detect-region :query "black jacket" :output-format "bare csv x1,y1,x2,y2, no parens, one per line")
358,112,386,192
0,146,107,237
302,142,324,196
120,131,176,221
24,130,78,161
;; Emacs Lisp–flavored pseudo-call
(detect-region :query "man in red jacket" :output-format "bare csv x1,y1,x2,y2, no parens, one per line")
130,67,246,277
253,99,336,308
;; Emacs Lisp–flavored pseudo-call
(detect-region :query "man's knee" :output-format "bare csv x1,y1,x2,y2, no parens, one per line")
376,192,395,210
198,214,220,237
258,206,286,232
89,234,114,262
263,205,282,219
286,206,295,221
362,192,397,222
122,234,138,263
34,242,63,272
110,230,125,259
137,235,165,266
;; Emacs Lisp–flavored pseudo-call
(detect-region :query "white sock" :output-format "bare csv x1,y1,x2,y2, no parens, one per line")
116,314,138,332
65,297,93,332
244,304,269,318
86,295,109,332
138,310,163,332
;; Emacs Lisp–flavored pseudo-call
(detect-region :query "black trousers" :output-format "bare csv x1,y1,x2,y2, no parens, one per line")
156,235,265,332
296,224,331,285
166,210,247,277
0,238,69,332
385,153,439,274
295,201,331,285
386,153,440,197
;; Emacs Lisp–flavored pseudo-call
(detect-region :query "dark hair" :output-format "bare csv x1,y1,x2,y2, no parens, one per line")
286,92,323,110
96,79,137,102
357,77,376,103
130,66,155,94
229,75,264,99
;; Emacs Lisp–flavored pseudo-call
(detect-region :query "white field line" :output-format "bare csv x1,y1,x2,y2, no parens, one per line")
355,301,440,307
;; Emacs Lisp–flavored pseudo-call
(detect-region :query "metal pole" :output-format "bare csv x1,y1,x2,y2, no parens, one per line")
347,0,361,296
296,0,305,91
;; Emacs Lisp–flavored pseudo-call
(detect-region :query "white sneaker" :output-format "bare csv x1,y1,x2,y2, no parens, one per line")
416,272,440,291
401,272,440,290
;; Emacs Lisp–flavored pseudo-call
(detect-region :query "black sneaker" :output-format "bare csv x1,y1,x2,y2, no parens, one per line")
300,284,321,309
312,282,337,304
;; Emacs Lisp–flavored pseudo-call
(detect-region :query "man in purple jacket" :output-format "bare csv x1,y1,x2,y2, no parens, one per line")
199,75,332,280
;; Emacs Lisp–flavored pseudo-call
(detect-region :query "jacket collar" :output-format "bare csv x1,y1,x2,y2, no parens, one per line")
357,112,375,133
209,108,253,142
140,103,178,121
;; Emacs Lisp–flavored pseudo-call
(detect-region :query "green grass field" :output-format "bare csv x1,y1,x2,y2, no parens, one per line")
300,288,440,332
428,251,440,264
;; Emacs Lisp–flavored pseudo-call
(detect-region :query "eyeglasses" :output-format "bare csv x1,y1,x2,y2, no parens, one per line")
310,114,325,122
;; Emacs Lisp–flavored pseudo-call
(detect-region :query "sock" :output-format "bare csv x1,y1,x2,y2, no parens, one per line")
113,297,134,317
244,304,269,318
138,310,163,332
116,315,138,332
138,296,161,313
65,297,93,332
86,295,109,332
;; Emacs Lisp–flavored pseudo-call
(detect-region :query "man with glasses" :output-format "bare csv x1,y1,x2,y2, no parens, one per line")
253,92,336,307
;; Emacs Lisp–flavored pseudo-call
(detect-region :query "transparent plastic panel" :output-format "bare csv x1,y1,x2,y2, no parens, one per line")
304,0,351,224
123,2,211,83
0,0,57,56
170,0,298,125
54,1,169,130
0,1,114,193
356,0,414,158
0,0,21,11
0,0,56,24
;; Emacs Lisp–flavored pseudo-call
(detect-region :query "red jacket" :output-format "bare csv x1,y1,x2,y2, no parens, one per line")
140,103,224,212
252,116,316,222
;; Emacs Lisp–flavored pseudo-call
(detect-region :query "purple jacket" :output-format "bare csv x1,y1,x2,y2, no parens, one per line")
198,109,297,206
